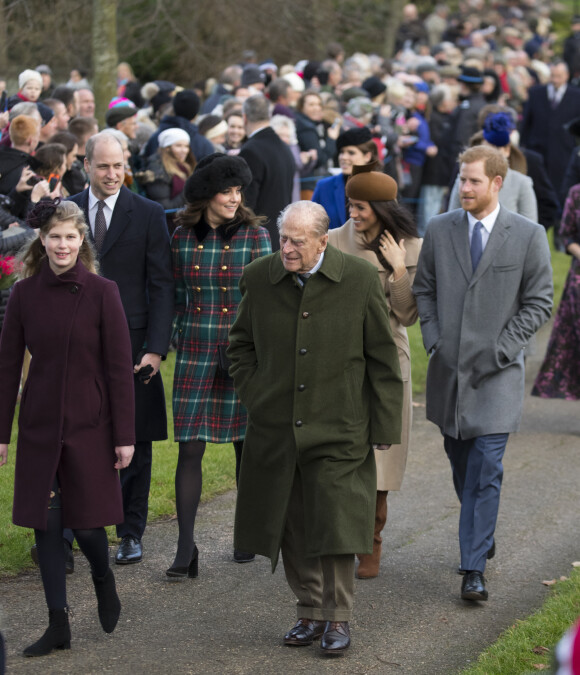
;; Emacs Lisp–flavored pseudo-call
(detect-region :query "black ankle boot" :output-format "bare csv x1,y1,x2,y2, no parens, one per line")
92,568,121,633
23,607,71,657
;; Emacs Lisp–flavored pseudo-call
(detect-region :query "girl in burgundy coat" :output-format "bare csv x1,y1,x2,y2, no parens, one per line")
0,200,135,657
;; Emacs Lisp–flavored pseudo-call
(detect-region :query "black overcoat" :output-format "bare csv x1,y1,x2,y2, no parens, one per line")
69,186,174,441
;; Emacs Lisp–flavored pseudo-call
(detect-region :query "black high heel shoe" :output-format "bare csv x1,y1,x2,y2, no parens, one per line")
166,545,199,579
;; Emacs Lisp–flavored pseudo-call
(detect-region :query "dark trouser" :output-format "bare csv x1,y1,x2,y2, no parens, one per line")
281,470,354,622
444,433,509,573
116,440,153,540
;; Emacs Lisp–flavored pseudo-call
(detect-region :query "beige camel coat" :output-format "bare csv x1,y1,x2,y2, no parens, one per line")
329,219,422,490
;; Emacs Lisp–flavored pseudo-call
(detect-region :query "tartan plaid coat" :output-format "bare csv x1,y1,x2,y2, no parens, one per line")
171,218,271,443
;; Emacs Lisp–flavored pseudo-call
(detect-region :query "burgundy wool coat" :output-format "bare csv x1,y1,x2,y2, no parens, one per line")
0,260,136,530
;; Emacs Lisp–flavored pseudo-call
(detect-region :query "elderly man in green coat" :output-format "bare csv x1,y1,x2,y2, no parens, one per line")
227,200,403,656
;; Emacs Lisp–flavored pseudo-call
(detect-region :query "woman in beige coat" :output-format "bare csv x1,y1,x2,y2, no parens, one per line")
328,166,422,578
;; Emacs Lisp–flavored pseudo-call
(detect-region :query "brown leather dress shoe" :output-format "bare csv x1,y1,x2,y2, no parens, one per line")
320,621,350,655
283,618,325,646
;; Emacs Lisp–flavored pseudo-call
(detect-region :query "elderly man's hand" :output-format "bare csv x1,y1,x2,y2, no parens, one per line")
373,444,391,451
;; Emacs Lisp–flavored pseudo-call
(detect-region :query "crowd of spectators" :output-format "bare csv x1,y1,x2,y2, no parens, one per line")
0,1,578,242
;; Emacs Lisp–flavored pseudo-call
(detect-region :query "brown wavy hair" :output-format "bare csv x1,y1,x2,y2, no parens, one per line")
175,196,266,232
18,200,98,278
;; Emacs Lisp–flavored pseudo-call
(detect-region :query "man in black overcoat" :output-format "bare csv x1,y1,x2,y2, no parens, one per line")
238,94,295,250
520,60,580,197
70,131,174,564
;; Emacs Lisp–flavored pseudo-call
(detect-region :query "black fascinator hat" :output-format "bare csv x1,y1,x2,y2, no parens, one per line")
26,198,62,230
184,153,252,203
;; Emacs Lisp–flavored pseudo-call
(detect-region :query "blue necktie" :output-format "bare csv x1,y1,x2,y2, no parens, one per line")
470,221,483,272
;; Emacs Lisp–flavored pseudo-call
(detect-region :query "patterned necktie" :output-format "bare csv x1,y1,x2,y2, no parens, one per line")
94,200,107,252
470,221,483,272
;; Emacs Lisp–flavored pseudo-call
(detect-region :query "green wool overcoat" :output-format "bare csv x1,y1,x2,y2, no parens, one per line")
227,245,403,570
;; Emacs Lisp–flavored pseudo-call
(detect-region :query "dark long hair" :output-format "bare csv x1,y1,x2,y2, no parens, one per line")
174,196,265,233
364,199,418,273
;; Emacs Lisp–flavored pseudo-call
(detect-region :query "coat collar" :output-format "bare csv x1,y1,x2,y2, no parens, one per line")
193,216,243,242
40,257,90,287
268,244,345,285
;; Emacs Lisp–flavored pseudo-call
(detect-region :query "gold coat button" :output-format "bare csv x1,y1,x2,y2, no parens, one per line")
195,287,201,292
197,244,204,250
194,265,200,271
220,286,227,292
224,245,230,250
221,265,227,270
222,308,228,313
196,307,201,313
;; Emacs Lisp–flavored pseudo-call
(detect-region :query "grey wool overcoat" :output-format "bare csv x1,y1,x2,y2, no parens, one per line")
413,206,553,439
227,245,403,570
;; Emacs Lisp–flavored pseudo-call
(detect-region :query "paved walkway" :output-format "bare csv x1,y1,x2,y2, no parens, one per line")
2,321,579,674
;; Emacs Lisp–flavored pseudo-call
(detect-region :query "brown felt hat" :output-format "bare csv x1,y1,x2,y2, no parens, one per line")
346,164,398,201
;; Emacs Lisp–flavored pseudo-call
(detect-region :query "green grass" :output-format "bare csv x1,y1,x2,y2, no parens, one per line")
0,232,570,575
0,350,237,577
460,569,580,674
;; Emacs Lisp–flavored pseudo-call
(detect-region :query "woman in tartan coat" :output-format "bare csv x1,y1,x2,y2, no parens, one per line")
168,153,271,576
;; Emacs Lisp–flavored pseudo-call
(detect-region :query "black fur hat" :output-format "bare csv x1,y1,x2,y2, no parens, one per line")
184,153,252,203
336,127,372,152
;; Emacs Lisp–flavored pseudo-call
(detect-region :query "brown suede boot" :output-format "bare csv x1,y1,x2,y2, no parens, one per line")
356,491,388,579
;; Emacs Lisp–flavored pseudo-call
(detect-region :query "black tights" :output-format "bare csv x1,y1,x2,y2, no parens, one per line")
35,508,110,610
172,440,244,568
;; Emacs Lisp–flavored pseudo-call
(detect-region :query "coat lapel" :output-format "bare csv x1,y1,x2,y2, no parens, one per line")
74,189,92,244
99,186,132,259
449,211,472,282
469,206,510,286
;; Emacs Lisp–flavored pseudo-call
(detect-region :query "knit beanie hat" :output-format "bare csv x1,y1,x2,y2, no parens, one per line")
241,65,265,88
158,128,191,148
141,80,176,113
482,112,514,148
281,72,305,93
173,90,201,120
36,101,54,125
362,76,387,99
19,69,43,90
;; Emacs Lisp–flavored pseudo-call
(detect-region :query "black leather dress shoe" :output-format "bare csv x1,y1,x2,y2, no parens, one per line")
320,621,350,655
115,536,142,564
458,539,496,575
461,571,488,601
233,550,255,563
283,618,325,646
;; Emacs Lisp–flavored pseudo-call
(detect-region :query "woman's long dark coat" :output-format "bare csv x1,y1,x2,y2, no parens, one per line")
0,260,135,530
